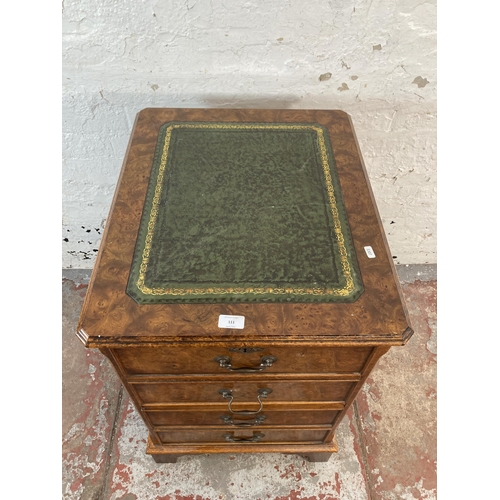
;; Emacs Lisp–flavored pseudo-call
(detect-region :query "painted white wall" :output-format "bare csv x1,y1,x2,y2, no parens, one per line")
62,0,436,268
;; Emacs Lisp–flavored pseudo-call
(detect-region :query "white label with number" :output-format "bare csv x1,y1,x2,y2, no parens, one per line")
364,246,376,258
218,315,245,329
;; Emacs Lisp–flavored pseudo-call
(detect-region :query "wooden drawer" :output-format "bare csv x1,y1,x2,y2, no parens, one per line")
113,346,373,375
146,408,341,427
132,380,354,404
157,428,329,444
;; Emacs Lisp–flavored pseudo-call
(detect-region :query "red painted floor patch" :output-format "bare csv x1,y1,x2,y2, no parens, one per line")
62,277,436,500
62,279,123,499
355,281,437,499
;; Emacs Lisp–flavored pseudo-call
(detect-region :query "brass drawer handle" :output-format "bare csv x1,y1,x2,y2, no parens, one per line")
214,355,278,372
220,415,267,427
218,388,272,415
223,433,264,443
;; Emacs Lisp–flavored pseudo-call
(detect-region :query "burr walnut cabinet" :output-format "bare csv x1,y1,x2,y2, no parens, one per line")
77,108,413,463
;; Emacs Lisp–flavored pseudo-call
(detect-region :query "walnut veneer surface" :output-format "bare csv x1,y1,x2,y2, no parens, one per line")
77,108,413,462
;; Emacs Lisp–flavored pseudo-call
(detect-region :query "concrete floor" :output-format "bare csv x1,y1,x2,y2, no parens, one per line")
62,266,436,500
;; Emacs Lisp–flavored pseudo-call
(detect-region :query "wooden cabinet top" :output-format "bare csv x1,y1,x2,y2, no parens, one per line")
77,108,412,348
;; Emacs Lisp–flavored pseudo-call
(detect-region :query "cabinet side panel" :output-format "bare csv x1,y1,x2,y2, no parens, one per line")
103,348,163,446
323,346,390,442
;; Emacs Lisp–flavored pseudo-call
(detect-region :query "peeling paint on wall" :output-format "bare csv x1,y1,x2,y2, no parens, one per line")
62,0,436,268
412,76,430,88
62,223,104,267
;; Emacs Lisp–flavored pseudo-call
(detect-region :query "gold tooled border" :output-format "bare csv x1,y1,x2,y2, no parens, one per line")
136,123,355,297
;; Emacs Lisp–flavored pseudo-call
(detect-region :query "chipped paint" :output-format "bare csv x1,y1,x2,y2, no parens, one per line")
63,0,436,268
62,275,436,499
355,281,437,499
387,478,436,500
62,279,122,499
412,76,430,88
102,396,369,499
62,397,111,498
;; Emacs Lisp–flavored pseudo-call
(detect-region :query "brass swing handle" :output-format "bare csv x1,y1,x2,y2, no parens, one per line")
214,355,278,373
220,415,267,427
223,433,264,443
218,388,272,415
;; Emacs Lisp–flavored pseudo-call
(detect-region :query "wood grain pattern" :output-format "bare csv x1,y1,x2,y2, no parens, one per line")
145,434,339,458
326,345,390,442
140,401,344,412
157,428,329,444
146,409,340,426
131,380,354,404
78,108,413,461
78,108,413,347
112,345,374,375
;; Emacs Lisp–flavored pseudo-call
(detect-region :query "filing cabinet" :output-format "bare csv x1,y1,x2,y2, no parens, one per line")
77,107,412,463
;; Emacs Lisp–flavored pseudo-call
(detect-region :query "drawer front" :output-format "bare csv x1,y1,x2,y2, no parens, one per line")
133,380,354,404
157,428,329,444
147,409,340,427
114,346,373,375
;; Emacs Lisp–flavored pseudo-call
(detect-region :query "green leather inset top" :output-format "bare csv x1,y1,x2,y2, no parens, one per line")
126,122,364,303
